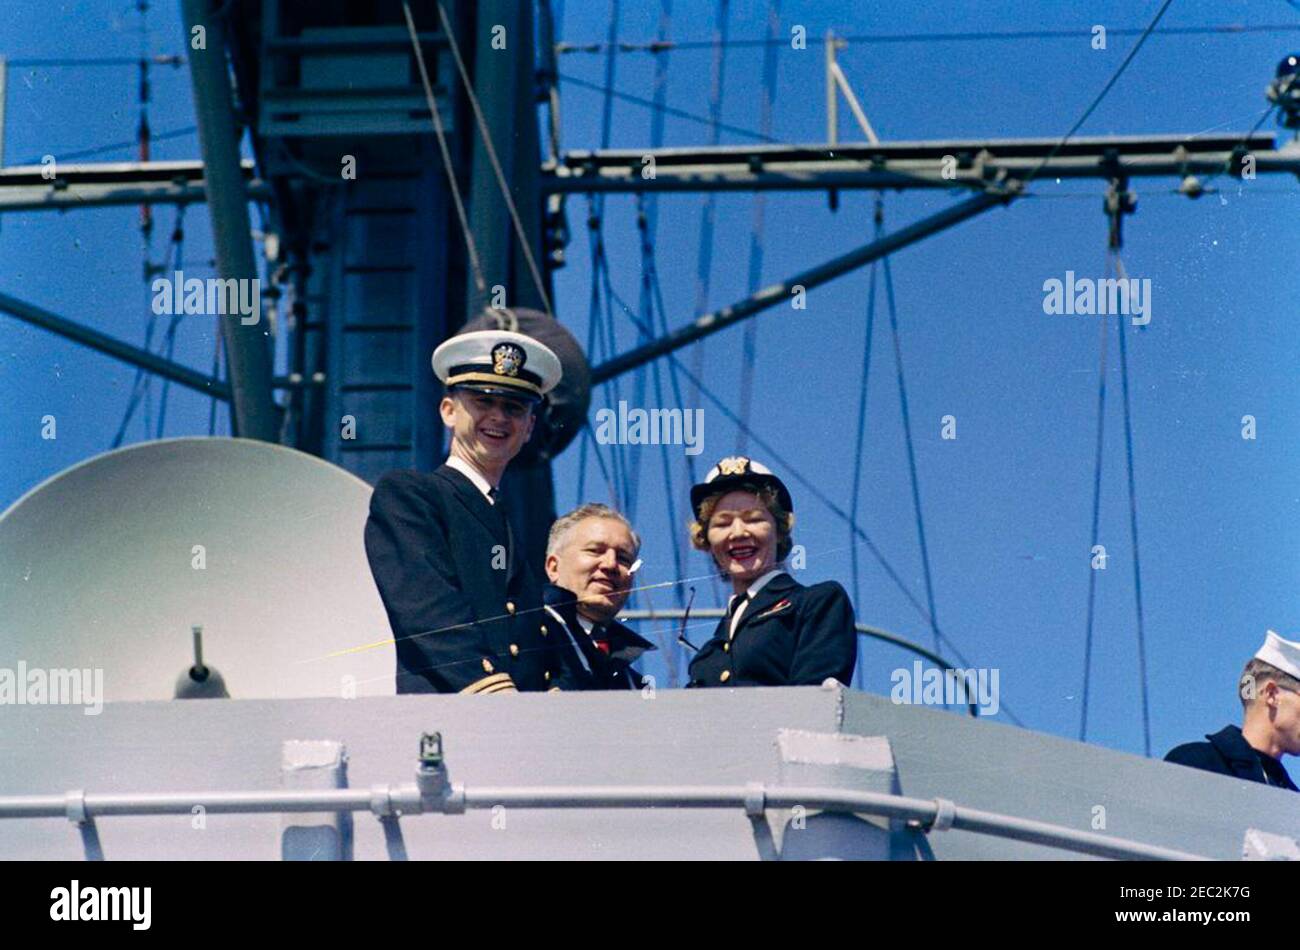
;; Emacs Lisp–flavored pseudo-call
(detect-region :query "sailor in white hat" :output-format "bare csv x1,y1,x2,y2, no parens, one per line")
364,330,565,695
1165,630,1300,790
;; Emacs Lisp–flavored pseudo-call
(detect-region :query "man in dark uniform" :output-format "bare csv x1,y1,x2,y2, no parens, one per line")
364,330,565,694
543,503,654,690
1165,630,1300,791
684,457,857,688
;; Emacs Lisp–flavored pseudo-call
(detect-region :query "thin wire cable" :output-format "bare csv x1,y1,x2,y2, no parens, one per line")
576,205,605,502
637,197,687,621
1199,82,1291,189
737,0,780,454
401,0,487,295
7,54,185,67
155,206,186,438
434,0,554,317
591,2,632,514
1079,263,1111,743
630,0,674,530
1113,253,1152,757
883,253,942,656
557,73,781,143
111,217,181,447
687,0,730,437
597,221,634,513
207,325,221,435
1024,0,1177,188
596,3,629,515
554,21,1297,54
14,125,197,166
849,200,882,690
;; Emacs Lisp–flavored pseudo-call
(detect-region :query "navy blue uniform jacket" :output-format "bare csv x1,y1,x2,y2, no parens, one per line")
543,583,655,691
1164,724,1298,791
364,465,561,694
686,572,857,688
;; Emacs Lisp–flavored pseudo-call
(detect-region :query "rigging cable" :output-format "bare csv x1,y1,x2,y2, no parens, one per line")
433,0,554,318
576,205,625,508
849,199,883,689
401,0,487,296
112,206,184,447
155,205,186,438
883,253,942,657
1024,0,1176,188
558,73,779,143
1113,252,1152,757
737,0,780,454
1079,259,1110,743
686,0,731,467
553,20,1290,55
575,0,626,507
638,0,686,605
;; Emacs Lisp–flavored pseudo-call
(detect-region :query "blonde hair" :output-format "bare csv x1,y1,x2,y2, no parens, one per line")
689,484,795,561
1240,657,1300,709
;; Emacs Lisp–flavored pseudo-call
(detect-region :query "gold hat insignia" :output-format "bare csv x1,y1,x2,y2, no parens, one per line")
491,342,525,377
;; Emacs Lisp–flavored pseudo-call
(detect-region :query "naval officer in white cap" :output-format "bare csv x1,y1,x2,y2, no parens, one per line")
1164,630,1300,790
364,329,566,694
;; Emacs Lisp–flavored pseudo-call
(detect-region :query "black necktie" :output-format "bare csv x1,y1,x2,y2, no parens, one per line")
727,592,750,618
487,487,514,577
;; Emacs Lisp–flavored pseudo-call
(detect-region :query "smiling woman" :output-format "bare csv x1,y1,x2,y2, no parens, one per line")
684,457,858,688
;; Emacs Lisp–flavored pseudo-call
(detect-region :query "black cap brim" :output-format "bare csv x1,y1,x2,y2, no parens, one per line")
448,382,542,404
690,473,793,519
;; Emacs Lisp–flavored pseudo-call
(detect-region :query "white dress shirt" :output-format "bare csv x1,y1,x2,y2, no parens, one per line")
727,569,786,639
445,454,497,504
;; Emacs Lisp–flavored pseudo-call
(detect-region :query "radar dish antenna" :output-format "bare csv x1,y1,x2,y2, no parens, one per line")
0,437,396,701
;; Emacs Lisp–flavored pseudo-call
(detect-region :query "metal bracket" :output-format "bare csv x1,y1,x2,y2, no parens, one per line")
743,783,766,817
929,797,957,832
1104,176,1136,250
64,789,88,825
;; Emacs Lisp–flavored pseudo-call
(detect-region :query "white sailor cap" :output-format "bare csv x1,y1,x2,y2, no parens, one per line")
431,329,563,403
1255,630,1300,680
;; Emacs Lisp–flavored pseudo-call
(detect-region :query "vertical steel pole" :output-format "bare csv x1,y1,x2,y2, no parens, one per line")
179,0,278,440
463,0,521,320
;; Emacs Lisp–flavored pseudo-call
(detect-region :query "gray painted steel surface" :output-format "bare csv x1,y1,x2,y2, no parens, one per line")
1,687,1294,860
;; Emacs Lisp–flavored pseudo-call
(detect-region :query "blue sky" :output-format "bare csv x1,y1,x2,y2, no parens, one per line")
2,1,1299,759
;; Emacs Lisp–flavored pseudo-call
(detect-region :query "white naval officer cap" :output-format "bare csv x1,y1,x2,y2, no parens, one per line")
432,329,563,403
1255,630,1300,680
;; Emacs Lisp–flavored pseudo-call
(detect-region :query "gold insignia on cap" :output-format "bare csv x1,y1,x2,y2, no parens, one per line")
492,342,525,378
718,457,750,477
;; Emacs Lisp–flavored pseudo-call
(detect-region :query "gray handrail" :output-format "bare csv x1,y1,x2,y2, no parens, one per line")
1,782,1208,861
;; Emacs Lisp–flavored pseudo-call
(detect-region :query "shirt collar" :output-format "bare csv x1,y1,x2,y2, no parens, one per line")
445,455,496,503
729,569,785,609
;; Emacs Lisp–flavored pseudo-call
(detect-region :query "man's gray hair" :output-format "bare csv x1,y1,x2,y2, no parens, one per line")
547,503,641,558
